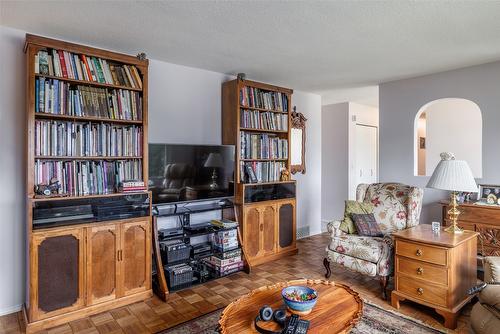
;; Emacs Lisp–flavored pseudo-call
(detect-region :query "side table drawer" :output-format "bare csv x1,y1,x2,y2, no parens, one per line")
397,274,447,307
396,240,447,266
396,257,448,285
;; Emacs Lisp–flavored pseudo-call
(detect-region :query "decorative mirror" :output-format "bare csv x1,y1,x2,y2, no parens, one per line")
290,106,307,174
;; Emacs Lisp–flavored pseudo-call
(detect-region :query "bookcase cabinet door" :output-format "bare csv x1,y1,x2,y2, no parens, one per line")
30,227,85,321
120,219,151,297
86,223,120,305
277,199,296,251
262,205,277,255
243,206,262,259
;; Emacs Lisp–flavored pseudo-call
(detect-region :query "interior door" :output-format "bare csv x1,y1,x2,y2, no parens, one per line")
355,125,378,185
86,223,120,305
31,227,85,321
120,219,151,297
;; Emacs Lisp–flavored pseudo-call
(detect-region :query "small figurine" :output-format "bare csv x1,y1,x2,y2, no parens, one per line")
280,168,290,182
35,177,61,196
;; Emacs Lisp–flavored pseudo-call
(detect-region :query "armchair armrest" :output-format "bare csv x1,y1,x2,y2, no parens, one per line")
327,220,347,237
484,257,500,282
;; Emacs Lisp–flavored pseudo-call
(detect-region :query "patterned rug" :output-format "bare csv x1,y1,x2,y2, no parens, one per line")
159,299,449,334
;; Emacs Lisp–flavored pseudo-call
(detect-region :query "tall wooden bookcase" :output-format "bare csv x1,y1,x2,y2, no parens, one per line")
24,35,152,332
222,79,298,267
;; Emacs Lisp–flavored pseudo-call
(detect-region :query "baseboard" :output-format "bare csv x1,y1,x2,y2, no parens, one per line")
0,303,22,316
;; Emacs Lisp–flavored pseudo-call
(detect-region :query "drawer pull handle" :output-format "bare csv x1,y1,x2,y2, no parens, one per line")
417,288,424,295
416,267,424,275
415,249,423,257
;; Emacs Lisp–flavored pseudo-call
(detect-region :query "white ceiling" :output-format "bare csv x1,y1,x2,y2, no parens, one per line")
2,1,500,105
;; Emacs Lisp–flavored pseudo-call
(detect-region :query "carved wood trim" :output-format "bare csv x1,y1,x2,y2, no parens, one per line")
290,107,307,174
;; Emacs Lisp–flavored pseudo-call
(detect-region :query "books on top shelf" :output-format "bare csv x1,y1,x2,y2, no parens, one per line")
34,120,143,157
210,218,238,229
240,109,288,131
35,78,143,121
240,86,288,112
240,161,286,183
240,132,288,160
34,159,142,196
35,49,143,89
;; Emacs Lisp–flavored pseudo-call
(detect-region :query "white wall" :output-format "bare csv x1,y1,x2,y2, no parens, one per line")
423,98,482,177
380,61,500,224
321,103,349,223
292,91,322,236
0,25,322,314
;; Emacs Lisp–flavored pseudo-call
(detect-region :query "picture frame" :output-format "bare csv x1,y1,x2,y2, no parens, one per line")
419,137,426,149
478,184,500,205
431,221,441,233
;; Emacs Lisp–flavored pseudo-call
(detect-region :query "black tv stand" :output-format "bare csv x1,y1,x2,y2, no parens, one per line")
151,198,248,300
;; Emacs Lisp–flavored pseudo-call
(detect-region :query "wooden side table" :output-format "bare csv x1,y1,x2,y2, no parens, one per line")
391,225,478,329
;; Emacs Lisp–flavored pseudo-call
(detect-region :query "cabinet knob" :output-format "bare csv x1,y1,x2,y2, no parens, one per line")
415,249,423,257
417,288,424,295
416,267,424,275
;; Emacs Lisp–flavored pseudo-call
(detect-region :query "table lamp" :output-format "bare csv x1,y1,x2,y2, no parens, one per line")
204,153,224,190
426,152,478,234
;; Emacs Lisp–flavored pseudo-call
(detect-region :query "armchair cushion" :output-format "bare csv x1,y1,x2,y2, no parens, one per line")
339,200,374,234
328,235,385,264
351,213,383,237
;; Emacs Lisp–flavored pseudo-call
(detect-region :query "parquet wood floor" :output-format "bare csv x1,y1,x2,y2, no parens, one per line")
0,233,472,334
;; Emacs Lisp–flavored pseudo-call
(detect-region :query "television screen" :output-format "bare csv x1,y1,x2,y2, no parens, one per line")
148,144,235,204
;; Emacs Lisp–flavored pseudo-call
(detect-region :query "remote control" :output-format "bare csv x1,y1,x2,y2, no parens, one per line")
467,282,487,295
284,314,299,334
295,319,310,334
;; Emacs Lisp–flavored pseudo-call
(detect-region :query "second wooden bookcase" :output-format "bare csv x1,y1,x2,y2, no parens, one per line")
222,79,298,267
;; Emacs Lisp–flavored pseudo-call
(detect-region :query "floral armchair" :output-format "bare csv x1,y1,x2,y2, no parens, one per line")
323,183,423,299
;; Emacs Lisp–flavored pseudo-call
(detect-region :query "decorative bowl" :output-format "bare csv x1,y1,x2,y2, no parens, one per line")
281,286,318,315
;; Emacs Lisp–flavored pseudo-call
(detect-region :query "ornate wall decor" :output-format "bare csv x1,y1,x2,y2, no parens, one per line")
290,106,307,174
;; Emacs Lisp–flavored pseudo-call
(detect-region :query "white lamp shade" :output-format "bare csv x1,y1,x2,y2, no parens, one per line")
426,154,478,192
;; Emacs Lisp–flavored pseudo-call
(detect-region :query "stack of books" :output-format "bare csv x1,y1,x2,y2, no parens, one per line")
240,109,288,131
210,218,238,229
213,228,239,252
240,86,288,111
240,161,286,183
35,78,143,120
240,132,288,160
118,180,146,193
34,120,143,157
34,159,142,196
203,248,243,277
35,49,143,89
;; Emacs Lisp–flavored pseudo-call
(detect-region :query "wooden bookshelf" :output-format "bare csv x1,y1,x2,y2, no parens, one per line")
24,34,151,333
222,78,297,268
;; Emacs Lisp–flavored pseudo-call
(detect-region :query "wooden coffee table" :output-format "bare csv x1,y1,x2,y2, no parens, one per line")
219,279,363,334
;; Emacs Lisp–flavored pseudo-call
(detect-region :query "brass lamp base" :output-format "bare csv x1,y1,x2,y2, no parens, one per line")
445,191,464,234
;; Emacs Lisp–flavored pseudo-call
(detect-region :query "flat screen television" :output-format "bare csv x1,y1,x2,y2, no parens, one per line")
149,144,235,204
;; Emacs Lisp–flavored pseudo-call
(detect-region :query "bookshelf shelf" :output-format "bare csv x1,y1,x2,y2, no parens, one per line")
35,73,143,91
239,105,288,114
35,156,143,160
242,180,296,186
240,127,288,134
30,191,149,202
34,112,143,124
240,158,288,162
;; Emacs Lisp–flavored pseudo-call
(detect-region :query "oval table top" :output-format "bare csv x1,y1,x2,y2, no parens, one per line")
219,279,363,334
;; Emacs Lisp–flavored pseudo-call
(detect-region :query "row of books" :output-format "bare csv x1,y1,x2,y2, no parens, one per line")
34,120,143,157
240,109,288,131
240,86,288,112
240,161,286,183
34,159,142,196
35,49,143,89
35,78,143,120
240,132,288,160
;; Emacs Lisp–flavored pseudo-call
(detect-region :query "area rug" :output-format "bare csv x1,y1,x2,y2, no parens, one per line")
159,299,449,333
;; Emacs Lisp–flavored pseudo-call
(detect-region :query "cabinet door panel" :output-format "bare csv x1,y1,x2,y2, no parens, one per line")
121,219,150,296
262,206,276,254
86,224,119,305
31,228,84,321
244,207,261,258
278,201,295,249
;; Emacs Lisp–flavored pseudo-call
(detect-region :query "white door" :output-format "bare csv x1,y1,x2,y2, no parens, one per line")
355,125,378,186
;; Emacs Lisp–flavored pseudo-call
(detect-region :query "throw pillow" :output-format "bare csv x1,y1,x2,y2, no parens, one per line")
339,200,374,234
351,213,383,237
